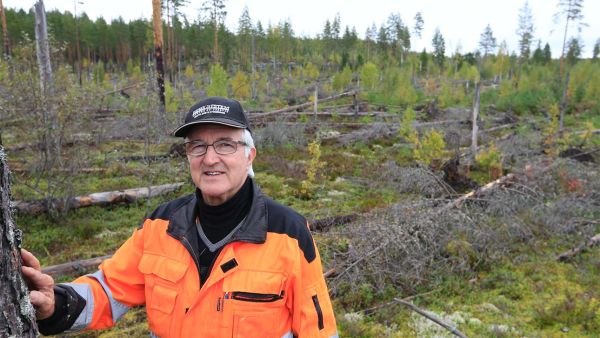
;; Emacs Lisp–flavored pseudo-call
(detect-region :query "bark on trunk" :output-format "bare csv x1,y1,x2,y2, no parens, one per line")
0,146,39,337
0,0,9,58
152,0,166,111
471,82,480,154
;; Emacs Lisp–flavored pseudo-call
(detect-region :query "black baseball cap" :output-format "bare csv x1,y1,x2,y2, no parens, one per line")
173,97,251,137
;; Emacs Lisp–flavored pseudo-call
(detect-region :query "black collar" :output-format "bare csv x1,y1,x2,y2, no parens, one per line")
167,178,268,245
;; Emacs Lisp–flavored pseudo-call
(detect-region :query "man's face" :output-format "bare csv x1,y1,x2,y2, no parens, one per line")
186,124,256,206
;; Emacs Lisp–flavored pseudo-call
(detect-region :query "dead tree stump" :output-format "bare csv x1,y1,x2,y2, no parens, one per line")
0,146,39,337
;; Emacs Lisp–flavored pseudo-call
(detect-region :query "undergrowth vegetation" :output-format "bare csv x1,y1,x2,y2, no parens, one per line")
1,32,599,337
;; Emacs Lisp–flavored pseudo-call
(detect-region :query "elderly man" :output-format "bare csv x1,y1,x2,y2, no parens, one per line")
22,97,338,337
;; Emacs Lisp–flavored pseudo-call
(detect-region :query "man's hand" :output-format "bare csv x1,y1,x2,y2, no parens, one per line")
21,248,55,320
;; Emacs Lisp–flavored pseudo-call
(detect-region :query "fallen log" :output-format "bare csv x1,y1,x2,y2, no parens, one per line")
556,233,600,262
42,255,112,277
12,182,186,215
10,167,106,174
439,173,516,212
102,82,142,96
116,154,173,162
574,129,600,135
480,123,517,133
310,213,359,231
415,119,469,128
252,91,356,117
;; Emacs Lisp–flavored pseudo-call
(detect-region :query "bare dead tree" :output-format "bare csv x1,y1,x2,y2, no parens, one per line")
471,82,480,154
559,70,570,132
0,146,39,337
34,0,60,172
152,0,166,112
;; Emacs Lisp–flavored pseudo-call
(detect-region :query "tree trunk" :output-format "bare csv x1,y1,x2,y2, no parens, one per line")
213,21,219,63
152,0,166,112
251,33,256,100
74,1,82,86
0,146,39,337
34,0,60,170
559,71,570,132
471,82,480,154
0,0,9,58
34,1,53,97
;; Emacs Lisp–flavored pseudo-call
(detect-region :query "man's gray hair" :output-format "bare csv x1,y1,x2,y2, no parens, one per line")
242,129,255,178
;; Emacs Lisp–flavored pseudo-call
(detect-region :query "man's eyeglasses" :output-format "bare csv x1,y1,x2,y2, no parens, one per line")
184,139,247,156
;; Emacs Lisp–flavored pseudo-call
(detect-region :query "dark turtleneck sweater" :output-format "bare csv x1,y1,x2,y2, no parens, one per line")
194,177,252,284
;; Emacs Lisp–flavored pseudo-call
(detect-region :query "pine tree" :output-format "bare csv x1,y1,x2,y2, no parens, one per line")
555,0,586,74
543,43,552,63
479,24,497,56
592,38,599,61
532,40,544,64
413,12,424,40
566,37,581,65
202,0,227,63
237,6,253,70
517,1,535,61
419,48,428,74
432,28,445,70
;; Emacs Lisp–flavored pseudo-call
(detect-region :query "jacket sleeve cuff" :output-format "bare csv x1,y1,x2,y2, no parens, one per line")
37,284,86,335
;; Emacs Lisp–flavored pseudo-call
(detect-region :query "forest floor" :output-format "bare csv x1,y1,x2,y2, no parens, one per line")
6,98,600,337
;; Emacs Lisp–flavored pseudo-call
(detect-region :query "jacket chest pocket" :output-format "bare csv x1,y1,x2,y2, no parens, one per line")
138,254,189,337
223,270,288,338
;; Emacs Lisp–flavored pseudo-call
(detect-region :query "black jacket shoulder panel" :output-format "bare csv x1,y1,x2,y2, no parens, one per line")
145,193,195,223
265,198,316,263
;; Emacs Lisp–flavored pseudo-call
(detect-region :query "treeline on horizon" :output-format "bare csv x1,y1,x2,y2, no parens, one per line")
1,4,599,118
2,6,594,75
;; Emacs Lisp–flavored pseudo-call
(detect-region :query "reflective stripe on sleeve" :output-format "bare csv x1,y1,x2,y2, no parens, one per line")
63,282,94,332
281,331,293,338
329,333,339,338
87,270,131,323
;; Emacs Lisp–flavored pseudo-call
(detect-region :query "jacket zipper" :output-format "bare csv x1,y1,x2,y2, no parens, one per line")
230,291,283,302
179,235,203,290
312,295,324,330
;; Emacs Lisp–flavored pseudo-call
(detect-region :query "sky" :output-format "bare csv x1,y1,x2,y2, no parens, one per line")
4,0,600,58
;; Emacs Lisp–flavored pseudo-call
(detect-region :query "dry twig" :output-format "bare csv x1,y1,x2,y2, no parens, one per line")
556,233,600,262
394,298,468,338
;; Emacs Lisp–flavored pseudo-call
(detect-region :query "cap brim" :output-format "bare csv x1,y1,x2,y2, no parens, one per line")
172,119,247,137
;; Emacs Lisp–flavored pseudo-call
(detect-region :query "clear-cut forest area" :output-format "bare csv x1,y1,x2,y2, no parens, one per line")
0,0,599,336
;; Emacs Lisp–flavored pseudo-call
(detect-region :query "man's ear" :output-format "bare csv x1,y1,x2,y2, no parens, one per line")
247,147,257,163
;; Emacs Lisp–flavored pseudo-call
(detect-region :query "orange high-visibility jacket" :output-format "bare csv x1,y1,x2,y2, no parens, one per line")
62,181,338,337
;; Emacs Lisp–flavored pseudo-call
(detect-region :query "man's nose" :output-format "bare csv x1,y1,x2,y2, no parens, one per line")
203,145,220,164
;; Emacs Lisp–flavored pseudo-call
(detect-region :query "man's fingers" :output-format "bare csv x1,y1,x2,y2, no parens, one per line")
29,290,54,320
21,265,54,291
21,249,41,270
29,290,47,306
